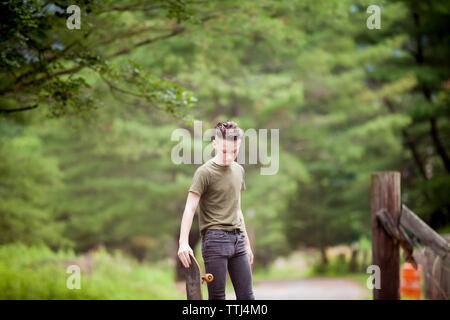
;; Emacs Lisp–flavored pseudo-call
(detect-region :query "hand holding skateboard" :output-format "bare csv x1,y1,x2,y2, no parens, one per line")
178,242,194,268
185,253,213,300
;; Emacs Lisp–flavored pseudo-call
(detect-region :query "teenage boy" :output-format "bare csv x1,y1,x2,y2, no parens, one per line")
177,121,255,300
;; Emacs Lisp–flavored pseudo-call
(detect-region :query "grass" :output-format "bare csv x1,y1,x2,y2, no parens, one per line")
0,243,184,299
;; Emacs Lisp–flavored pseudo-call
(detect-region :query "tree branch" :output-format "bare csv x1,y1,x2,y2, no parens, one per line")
0,104,38,113
100,74,156,100
108,26,187,58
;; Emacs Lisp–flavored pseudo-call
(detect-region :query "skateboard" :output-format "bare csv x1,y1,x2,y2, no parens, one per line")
185,253,213,300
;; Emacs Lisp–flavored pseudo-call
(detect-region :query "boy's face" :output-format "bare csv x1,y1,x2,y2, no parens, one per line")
213,137,241,166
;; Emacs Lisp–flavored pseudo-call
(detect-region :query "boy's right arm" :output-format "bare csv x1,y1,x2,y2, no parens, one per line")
177,191,201,268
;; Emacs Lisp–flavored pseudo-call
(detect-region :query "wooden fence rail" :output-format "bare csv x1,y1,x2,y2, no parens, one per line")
400,205,450,257
371,171,450,300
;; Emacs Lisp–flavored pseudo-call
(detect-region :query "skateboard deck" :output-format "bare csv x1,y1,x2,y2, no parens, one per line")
185,253,213,300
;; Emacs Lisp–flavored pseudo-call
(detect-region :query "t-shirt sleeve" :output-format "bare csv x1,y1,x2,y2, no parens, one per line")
189,167,209,196
241,166,246,191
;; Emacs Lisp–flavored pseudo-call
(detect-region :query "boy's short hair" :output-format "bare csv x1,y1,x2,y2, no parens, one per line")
214,121,243,141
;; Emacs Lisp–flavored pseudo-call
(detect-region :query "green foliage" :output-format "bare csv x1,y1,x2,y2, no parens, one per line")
0,243,183,299
0,119,71,248
0,0,199,119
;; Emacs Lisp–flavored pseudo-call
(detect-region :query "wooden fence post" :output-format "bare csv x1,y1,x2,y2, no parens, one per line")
371,171,401,300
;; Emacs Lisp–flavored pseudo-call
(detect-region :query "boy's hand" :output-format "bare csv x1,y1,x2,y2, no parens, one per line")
178,243,194,268
246,245,254,265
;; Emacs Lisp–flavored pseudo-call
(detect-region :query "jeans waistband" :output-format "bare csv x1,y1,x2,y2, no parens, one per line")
222,229,241,234
206,228,241,235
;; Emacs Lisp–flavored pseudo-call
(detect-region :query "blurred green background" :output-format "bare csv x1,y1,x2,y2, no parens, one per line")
0,0,448,299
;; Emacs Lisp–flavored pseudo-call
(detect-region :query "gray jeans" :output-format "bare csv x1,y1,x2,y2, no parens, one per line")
201,228,255,300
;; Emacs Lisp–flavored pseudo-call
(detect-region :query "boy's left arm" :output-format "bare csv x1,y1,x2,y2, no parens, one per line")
238,193,254,264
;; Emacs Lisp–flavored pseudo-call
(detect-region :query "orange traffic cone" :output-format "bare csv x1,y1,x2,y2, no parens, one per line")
400,262,422,299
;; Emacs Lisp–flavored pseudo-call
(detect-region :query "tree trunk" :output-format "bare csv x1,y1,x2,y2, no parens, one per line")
360,249,368,273
349,247,359,273
384,98,429,181
320,246,328,265
429,117,450,173
412,11,450,173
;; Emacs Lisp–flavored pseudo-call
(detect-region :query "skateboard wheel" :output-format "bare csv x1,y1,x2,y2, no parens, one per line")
205,273,214,282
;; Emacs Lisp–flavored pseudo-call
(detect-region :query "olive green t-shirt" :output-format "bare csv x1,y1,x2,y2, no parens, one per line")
189,158,246,237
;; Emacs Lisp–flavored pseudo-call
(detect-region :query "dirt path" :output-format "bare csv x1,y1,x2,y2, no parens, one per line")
226,277,369,300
